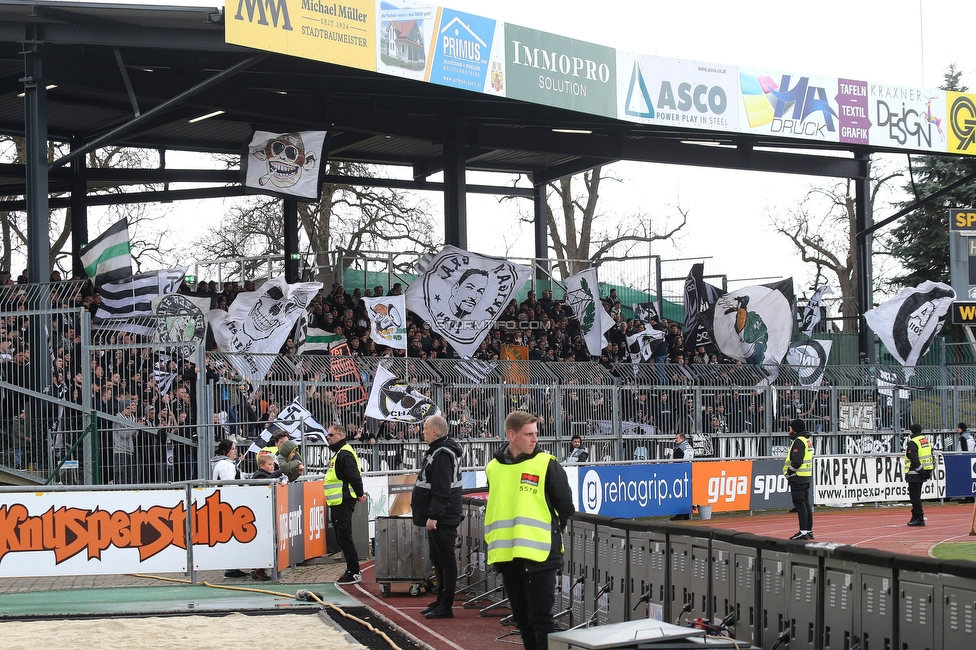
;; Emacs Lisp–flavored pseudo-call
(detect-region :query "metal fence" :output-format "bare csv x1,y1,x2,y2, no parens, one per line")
2,287,976,486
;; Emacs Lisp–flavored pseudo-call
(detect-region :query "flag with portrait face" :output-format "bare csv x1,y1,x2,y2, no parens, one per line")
863,281,954,376
241,129,327,201
363,295,407,350
207,276,322,389
404,245,532,357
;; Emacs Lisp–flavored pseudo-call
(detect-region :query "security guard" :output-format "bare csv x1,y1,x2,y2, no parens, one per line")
784,418,814,540
485,411,575,650
905,423,934,526
325,424,367,584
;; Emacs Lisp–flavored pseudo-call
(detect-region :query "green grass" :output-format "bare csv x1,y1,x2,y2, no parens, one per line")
931,541,976,560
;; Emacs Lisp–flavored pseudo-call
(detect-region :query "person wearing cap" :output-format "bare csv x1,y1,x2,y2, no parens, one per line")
784,418,814,540
905,423,934,526
958,422,974,452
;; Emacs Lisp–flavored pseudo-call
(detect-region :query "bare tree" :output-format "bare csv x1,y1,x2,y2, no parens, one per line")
513,165,688,278
194,160,438,281
769,168,901,334
0,137,174,275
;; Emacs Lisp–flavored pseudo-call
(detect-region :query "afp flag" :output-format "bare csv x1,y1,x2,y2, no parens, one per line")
365,364,441,423
799,284,832,335
404,245,531,357
363,295,407,350
786,339,833,386
208,276,323,389
710,279,795,372
241,130,327,201
565,268,616,356
683,263,725,354
863,281,955,374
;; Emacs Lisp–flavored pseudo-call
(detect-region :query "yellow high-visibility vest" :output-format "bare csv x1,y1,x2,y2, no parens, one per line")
324,443,360,506
485,453,556,565
782,435,813,477
904,434,934,473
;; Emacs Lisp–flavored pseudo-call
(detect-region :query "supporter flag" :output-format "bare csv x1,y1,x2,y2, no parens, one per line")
93,267,187,336
709,279,795,375
683,263,724,354
363,295,407,350
247,397,328,453
627,328,665,364
786,339,833,386
208,276,323,389
241,130,327,201
799,284,832,335
863,281,955,376
80,218,132,286
565,268,616,356
633,301,659,324
454,358,497,383
153,357,178,395
404,245,531,357
365,364,441,423
152,292,211,357
292,311,344,354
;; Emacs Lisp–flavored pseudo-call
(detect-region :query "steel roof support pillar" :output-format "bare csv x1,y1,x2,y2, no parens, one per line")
443,117,467,248
854,152,875,364
533,180,550,286
284,199,299,283
70,137,88,279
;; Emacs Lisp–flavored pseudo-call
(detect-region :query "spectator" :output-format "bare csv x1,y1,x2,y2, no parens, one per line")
276,439,305,483
565,434,588,463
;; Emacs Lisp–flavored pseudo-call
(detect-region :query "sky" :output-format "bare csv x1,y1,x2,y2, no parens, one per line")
66,1,976,299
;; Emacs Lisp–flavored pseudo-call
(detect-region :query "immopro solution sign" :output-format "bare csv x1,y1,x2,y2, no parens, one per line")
504,24,616,117
579,463,691,518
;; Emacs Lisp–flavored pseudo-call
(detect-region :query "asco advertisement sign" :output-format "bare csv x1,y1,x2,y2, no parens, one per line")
579,463,691,518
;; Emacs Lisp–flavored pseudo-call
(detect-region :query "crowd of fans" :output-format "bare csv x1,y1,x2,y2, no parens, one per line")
0,272,853,482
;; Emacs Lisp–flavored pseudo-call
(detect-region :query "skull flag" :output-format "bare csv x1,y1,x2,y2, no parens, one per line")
207,276,323,389
241,130,327,201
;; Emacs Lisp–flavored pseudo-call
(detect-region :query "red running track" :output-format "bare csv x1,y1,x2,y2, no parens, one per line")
337,502,975,650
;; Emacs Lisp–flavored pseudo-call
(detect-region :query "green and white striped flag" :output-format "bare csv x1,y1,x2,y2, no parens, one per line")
300,327,345,353
81,218,132,286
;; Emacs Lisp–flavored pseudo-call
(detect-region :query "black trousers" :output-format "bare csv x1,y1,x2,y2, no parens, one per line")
427,525,459,607
789,481,813,531
499,560,557,650
330,499,360,574
908,481,924,520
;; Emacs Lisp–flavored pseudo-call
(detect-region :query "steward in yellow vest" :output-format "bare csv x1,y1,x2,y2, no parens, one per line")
784,418,814,541
905,423,934,527
485,411,575,650
324,424,367,584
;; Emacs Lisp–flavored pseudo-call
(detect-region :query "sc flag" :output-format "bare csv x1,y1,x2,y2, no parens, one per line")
578,463,691,518
942,454,976,498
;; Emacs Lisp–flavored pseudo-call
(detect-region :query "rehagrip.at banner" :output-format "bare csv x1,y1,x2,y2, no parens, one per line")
578,463,692,518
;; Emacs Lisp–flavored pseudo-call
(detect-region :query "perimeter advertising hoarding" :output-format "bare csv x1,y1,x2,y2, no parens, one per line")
427,8,503,94
947,91,976,156
227,0,377,71
616,52,738,132
0,486,274,577
504,24,617,118
869,84,946,152
749,459,794,510
578,463,692,518
738,67,841,143
276,480,328,568
377,2,436,82
942,454,976,498
814,454,945,507
691,460,752,513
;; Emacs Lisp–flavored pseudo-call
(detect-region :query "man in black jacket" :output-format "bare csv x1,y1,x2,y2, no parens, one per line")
411,415,464,619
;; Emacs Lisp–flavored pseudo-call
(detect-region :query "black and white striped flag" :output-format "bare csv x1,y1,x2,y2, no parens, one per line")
93,267,187,336
454,358,497,383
